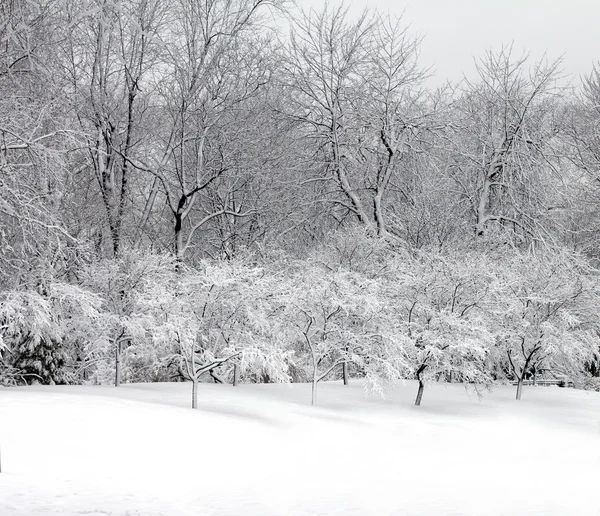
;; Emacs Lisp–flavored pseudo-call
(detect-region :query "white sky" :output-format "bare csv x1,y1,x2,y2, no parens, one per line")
298,0,599,85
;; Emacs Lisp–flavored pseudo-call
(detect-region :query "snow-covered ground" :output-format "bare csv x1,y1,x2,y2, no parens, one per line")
0,381,599,516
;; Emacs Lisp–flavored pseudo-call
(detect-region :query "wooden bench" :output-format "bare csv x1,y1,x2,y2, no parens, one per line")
512,379,574,387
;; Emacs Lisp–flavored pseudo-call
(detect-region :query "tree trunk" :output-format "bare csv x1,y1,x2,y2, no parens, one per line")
191,378,198,409
515,378,523,400
311,368,318,406
114,341,121,387
139,177,160,236
330,110,372,229
233,363,239,386
342,360,349,386
175,216,184,263
415,379,425,406
476,178,491,236
373,190,386,236
373,133,395,237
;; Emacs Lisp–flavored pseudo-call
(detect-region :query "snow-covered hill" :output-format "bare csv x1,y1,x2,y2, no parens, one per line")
1,381,599,515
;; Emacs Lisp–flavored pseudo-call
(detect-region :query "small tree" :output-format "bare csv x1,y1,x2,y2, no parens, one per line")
380,250,496,406
491,249,599,400
275,260,380,405
137,259,289,408
82,251,175,385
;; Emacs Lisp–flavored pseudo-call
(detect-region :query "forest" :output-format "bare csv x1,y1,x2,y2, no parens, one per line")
1,0,600,407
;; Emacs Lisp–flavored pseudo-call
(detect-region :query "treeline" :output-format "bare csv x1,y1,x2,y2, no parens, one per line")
1,228,598,405
0,0,599,403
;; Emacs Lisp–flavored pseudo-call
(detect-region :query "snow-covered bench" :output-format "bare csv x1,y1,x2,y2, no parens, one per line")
512,379,574,387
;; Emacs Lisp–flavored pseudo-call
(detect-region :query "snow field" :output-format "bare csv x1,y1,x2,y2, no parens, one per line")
0,381,599,516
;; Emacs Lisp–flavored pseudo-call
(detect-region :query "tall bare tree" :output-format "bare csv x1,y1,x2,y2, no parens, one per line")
0,0,80,287
129,0,280,262
444,48,563,242
561,63,600,257
280,6,430,240
62,0,167,257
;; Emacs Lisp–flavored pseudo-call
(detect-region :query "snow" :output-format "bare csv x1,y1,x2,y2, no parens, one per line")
0,381,599,516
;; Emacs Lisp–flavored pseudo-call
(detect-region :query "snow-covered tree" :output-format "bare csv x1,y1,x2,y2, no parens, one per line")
444,48,563,242
81,251,176,385
308,225,394,383
490,249,599,400
274,260,381,405
375,250,496,405
136,259,290,408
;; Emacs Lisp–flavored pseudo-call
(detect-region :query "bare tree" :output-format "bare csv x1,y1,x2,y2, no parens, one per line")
561,63,600,256
280,5,376,230
0,0,83,288
444,48,563,242
361,15,431,237
130,0,280,262
61,0,167,257
280,6,430,240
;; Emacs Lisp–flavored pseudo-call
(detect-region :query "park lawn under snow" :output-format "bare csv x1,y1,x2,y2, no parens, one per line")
0,381,599,516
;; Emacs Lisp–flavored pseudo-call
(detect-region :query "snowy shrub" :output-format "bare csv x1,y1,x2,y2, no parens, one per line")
0,281,105,385
583,377,600,392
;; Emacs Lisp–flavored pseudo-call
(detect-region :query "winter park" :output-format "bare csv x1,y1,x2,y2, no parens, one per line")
1,0,600,514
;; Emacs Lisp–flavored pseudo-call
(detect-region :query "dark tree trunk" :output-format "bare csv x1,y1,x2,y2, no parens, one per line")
114,341,121,387
415,362,427,406
342,361,349,385
174,213,184,263
515,378,523,400
233,363,239,386
415,379,425,406
191,378,198,409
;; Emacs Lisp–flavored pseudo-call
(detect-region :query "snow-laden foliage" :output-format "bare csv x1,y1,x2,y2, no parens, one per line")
0,243,597,404
489,249,600,397
0,281,105,385
367,250,497,404
80,251,177,384
273,259,382,404
133,259,292,406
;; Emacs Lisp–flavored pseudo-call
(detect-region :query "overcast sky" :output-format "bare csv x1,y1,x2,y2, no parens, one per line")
299,0,598,85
